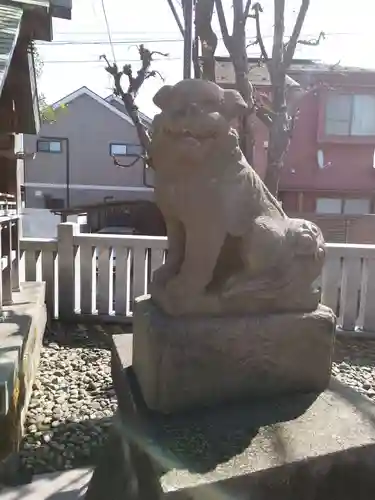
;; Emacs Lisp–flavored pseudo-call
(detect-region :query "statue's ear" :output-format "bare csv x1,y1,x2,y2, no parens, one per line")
153,85,174,110
222,89,248,119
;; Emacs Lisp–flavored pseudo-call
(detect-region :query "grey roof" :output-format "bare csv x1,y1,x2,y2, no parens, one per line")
0,2,23,96
105,94,153,126
215,60,300,88
7,0,49,8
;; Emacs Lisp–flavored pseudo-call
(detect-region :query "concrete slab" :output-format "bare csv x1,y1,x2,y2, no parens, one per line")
0,282,47,459
103,334,375,498
0,468,92,499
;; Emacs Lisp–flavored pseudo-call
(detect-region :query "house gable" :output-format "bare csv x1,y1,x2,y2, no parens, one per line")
105,95,152,128
52,86,136,127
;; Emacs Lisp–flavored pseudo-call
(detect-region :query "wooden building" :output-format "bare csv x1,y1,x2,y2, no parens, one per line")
0,0,72,462
0,0,71,308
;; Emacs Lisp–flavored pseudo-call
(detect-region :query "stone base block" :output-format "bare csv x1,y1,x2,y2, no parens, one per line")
104,338,375,500
0,282,47,461
133,295,336,414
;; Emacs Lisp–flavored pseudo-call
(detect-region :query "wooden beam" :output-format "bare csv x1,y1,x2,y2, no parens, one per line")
20,8,52,42
3,38,39,134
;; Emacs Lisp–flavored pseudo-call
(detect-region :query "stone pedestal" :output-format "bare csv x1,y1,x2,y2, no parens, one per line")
132,295,336,414
88,335,375,500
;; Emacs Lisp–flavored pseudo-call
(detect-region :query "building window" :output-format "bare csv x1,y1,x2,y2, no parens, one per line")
325,93,375,136
37,139,62,153
110,143,128,156
343,198,371,215
316,198,342,214
316,197,371,215
127,144,143,155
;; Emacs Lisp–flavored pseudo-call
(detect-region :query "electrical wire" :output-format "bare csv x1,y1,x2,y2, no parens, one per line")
100,0,116,62
38,31,366,46
42,57,181,64
39,38,184,46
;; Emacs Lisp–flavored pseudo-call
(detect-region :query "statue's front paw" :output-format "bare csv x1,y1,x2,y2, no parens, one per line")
163,277,200,315
152,266,173,287
165,277,188,305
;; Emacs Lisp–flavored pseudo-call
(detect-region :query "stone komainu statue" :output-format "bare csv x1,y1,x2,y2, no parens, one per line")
148,79,325,316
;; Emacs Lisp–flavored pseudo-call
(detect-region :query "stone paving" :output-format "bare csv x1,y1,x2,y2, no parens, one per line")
2,324,375,495
1,468,92,499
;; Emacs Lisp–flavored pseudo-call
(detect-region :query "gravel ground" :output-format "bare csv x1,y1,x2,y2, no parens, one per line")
5,323,126,484
2,328,375,486
333,337,375,399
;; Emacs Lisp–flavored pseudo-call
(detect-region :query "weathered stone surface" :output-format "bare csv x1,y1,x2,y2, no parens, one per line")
132,296,336,414
149,78,326,316
106,338,375,499
0,282,47,461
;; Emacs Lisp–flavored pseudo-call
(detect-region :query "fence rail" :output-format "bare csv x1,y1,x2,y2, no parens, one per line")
1,215,21,310
19,222,375,331
20,223,167,322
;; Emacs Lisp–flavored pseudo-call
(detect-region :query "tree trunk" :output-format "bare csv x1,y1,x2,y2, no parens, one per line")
263,0,287,196
195,0,217,81
231,0,254,164
264,69,291,196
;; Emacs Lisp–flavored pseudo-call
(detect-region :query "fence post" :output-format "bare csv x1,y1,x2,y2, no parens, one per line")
12,218,21,291
58,222,78,319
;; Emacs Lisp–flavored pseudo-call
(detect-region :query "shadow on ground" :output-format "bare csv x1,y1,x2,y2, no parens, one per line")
1,468,91,500
333,337,375,367
1,321,128,489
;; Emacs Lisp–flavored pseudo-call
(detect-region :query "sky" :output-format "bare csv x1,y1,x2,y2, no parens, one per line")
37,0,375,118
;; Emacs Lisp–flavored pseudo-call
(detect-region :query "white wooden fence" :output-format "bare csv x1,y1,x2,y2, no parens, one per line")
20,222,167,322
19,222,375,331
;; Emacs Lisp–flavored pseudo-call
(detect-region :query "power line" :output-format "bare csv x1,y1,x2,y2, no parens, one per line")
40,31,366,46
39,51,284,64
42,57,181,64
100,0,116,62
38,38,184,46
53,30,183,35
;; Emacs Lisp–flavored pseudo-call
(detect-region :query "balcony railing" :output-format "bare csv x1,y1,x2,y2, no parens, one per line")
19,222,375,332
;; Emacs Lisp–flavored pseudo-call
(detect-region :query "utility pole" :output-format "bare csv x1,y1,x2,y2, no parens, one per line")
166,0,194,79
183,0,194,79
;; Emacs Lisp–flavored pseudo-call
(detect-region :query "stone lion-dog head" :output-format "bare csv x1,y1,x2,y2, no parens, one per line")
150,79,248,167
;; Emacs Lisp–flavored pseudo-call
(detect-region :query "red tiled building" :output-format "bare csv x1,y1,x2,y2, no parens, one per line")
217,58,375,218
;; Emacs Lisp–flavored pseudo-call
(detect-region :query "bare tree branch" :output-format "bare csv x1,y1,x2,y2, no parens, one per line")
271,0,285,70
195,0,217,81
214,0,231,48
192,35,201,78
298,31,325,46
283,0,310,67
101,45,167,167
252,3,269,61
243,0,252,20
246,37,258,47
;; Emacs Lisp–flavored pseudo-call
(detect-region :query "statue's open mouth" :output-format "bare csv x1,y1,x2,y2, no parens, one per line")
164,127,218,141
